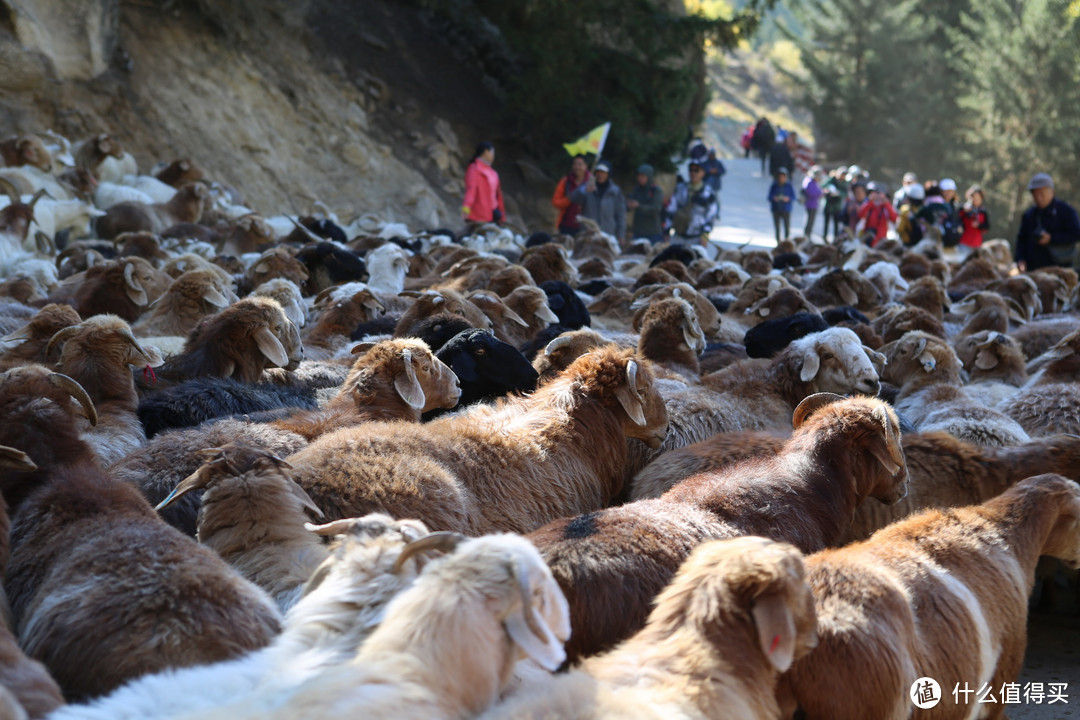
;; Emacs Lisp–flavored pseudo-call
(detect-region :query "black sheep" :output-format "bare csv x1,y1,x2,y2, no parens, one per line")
137,377,320,437
743,312,830,359
400,313,474,353
648,244,698,268
296,242,366,294
541,280,590,330
425,328,538,419
822,306,871,326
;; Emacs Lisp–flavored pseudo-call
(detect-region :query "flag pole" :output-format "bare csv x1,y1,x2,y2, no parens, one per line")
591,123,611,171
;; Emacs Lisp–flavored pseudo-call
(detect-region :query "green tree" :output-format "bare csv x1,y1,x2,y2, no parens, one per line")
420,0,768,173
949,0,1080,231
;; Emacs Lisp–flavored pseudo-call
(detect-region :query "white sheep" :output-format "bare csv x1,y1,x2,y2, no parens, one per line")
863,260,909,303
120,174,178,204
365,242,411,295
93,181,154,210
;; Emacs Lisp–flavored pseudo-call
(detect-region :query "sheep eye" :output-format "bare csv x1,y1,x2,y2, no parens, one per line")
820,353,833,361
475,348,487,356
422,365,431,373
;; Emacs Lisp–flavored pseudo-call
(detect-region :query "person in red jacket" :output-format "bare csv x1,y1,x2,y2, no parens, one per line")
551,155,590,235
462,141,506,226
958,184,990,256
857,182,898,247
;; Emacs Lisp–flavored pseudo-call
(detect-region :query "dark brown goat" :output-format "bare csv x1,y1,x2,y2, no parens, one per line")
529,394,907,662
636,297,706,380
0,366,280,701
0,136,51,172
74,133,123,178
48,257,171,323
153,158,205,188
153,297,303,385
95,183,210,239
0,304,81,371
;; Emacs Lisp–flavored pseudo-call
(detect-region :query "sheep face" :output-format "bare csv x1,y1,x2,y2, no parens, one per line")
953,331,1023,374
15,136,52,172
789,328,881,397
349,341,461,413
879,331,961,387
435,329,537,408
366,243,411,294
613,356,668,449
534,330,609,379
1021,475,1080,569
248,247,309,290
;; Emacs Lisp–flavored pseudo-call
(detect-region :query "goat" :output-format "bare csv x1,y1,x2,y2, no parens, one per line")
0,136,51,173
781,474,1080,720
0,366,281,700
287,347,668,534
530,393,906,662
94,184,209,239
0,304,81,371
49,257,171,323
483,537,817,720
131,269,237,338
153,159,205,188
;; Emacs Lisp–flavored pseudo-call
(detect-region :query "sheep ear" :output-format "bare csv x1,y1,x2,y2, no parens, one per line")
799,350,821,383
393,349,425,411
350,342,377,355
614,360,646,426
124,261,148,306
254,327,289,367
751,592,797,673
288,479,324,518
1006,302,1027,324
504,563,567,672
837,281,858,307
202,287,230,308
863,345,887,368
503,307,530,328
974,348,999,370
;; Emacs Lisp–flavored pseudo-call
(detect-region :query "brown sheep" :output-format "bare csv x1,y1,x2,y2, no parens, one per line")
727,275,793,315
988,275,1042,322
153,158,205,188
95,183,210,239
585,287,635,332
222,214,275,256
741,249,774,276
499,285,559,347
0,304,81,371
73,133,123,178
631,267,678,290
946,255,1001,297
529,393,906,662
153,297,303,385
132,269,237,337
631,283,721,340
1027,269,1072,315
465,291,534,346
803,268,882,312
486,265,534,297
392,288,490,338
0,365,281,700
115,231,170,265
521,243,577,286
156,444,327,612
781,474,1080,720
0,136,51,173
1009,316,1080,361
741,286,819,325
245,246,309,291
949,290,1022,340
0,182,44,245
871,304,946,344
999,330,1080,437
286,347,668,535
636,297,706,380
303,282,385,360
483,537,817,720
49,257,171,323
901,275,951,321
532,329,612,383
952,330,1027,408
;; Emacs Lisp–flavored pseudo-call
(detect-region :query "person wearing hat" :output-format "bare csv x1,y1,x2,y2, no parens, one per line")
916,181,962,247
570,160,626,241
665,160,719,246
1014,173,1080,272
626,163,664,244
702,149,726,192
769,131,798,182
768,167,796,243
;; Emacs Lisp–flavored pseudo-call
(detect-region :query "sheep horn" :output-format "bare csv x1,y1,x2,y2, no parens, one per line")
48,372,97,427
45,324,83,359
155,469,212,512
792,392,846,429
0,177,20,206
544,335,574,356
0,445,37,472
626,359,644,405
287,215,324,245
120,328,162,365
392,531,466,574
287,479,323,518
34,231,55,256
304,518,369,537
28,188,51,213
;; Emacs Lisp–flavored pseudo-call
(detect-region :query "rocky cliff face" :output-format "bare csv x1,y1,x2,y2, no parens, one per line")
0,0,556,230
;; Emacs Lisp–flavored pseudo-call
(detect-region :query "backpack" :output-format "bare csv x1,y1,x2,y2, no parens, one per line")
940,214,961,247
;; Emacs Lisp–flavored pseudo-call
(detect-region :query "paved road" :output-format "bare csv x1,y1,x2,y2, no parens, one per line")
707,156,815,253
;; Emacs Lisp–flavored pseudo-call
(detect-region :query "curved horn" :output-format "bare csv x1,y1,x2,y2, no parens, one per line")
28,188,50,213
45,324,83,359
120,327,160,365
0,177,20,206
626,359,644,405
47,372,97,426
792,392,846,429
287,215,324,244
543,335,574,356
392,531,467,573
0,445,37,472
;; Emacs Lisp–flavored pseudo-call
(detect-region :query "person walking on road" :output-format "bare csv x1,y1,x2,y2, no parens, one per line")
703,149,726,192
462,141,505,227
570,160,626,241
801,166,824,239
769,131,798,182
1014,172,1080,272
768,167,796,243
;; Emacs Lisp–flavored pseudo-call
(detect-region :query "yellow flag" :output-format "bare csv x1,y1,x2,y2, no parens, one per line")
563,122,611,157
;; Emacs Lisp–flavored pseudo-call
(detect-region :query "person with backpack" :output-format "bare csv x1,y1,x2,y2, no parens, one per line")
856,182,898,247
768,167,796,243
958,184,990,256
897,183,926,246
917,181,962,248
666,159,719,247
751,118,775,174
627,163,664,244
821,167,849,241
551,154,591,236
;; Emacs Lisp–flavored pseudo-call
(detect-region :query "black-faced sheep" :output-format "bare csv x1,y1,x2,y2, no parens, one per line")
781,474,1080,720
743,311,830,359
287,347,668,534
540,280,590,330
0,365,281,700
429,328,536,413
530,393,906,662
483,537,816,720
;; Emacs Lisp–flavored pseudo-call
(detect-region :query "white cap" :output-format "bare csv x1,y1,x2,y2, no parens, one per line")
939,178,957,191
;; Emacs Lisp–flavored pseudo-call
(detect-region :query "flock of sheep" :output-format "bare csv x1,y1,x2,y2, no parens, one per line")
0,129,1078,719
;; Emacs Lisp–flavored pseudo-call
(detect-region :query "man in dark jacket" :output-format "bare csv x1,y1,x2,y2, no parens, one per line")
769,131,798,182
627,163,664,243
1014,173,1080,272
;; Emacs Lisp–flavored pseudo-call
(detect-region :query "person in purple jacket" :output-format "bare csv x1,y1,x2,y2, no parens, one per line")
802,166,825,239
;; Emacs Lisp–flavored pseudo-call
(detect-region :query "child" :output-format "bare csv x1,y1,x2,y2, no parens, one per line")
857,182,898,247
958,185,990,256
768,167,795,243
